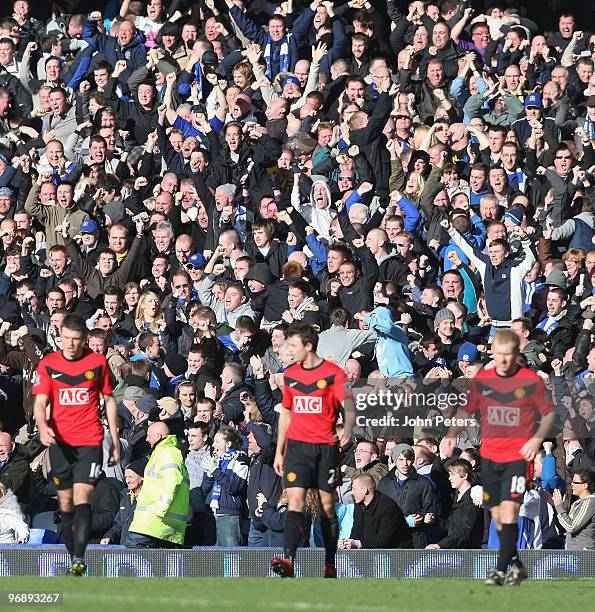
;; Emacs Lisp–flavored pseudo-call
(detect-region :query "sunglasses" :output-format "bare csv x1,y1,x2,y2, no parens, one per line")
572,480,585,485
186,263,202,271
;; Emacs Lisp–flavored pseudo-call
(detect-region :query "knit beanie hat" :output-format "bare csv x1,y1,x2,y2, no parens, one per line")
433,308,456,329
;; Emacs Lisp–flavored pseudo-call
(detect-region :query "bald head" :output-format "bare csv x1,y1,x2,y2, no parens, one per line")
0,432,14,461
147,421,170,447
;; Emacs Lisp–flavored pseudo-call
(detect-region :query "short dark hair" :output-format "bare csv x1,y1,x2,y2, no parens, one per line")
216,426,243,450
489,238,510,252
287,323,319,351
61,313,87,336
138,331,158,351
189,421,210,436
104,286,124,300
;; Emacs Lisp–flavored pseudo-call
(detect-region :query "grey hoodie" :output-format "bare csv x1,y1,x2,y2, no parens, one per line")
317,325,376,366
198,274,256,326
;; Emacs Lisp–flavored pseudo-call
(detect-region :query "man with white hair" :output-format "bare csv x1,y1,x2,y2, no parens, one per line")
0,432,30,503
205,183,247,251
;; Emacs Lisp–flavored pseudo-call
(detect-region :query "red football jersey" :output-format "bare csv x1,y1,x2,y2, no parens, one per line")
32,349,113,447
465,367,553,463
282,359,347,445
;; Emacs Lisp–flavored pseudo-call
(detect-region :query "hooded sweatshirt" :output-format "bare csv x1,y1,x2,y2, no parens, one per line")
364,306,414,378
293,175,336,241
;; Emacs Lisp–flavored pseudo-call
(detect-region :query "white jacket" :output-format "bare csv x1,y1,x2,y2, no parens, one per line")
0,489,29,544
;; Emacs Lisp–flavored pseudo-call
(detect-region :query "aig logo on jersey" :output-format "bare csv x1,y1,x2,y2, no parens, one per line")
487,405,520,427
294,396,323,413
59,388,90,405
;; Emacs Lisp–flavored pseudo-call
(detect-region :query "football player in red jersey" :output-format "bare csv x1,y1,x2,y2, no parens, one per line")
33,314,119,576
271,324,355,579
442,330,555,586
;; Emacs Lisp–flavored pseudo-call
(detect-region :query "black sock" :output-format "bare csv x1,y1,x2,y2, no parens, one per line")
283,511,306,562
60,510,75,558
497,523,518,573
320,512,339,566
73,504,92,559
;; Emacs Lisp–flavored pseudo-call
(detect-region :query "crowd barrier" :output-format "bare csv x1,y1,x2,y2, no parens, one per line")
0,547,594,578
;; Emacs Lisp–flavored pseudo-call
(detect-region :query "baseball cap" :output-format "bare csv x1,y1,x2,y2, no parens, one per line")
164,353,188,377
157,396,178,417
187,253,207,268
136,394,159,415
202,50,219,65
457,342,479,363
524,92,542,108
544,269,567,289
123,386,145,402
80,219,99,234
0,186,14,198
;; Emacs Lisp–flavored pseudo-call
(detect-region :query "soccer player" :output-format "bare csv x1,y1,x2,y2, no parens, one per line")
272,324,354,578
442,330,555,586
33,313,119,576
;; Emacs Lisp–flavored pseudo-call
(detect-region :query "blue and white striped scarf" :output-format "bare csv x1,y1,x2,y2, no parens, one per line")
523,279,544,313
210,449,239,510
263,35,290,79
537,309,567,335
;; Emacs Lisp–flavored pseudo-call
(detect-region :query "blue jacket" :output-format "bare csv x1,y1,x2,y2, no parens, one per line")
83,19,147,92
204,451,249,517
365,306,414,378
229,5,312,78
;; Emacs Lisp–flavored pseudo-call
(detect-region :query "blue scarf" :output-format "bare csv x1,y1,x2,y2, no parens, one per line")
523,279,544,313
263,35,290,79
536,310,566,335
210,449,239,510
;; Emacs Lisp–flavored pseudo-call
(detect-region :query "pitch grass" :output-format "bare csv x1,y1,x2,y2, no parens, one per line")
2,577,594,612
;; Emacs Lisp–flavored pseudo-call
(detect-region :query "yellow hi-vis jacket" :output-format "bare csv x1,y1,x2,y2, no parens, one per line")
129,435,190,544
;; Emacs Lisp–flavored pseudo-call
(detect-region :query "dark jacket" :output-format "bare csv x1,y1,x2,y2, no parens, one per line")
0,444,31,503
89,475,126,542
65,235,143,300
350,491,411,548
349,92,393,203
228,5,312,79
104,77,158,144
221,383,248,424
247,427,281,521
103,488,138,545
434,488,484,549
83,20,147,92
203,451,249,517
245,239,289,281
376,468,436,548
252,502,312,547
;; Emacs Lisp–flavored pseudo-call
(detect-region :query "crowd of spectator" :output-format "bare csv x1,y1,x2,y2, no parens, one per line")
1,0,595,551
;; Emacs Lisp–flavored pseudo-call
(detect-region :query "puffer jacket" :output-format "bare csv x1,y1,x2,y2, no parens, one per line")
0,488,29,544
